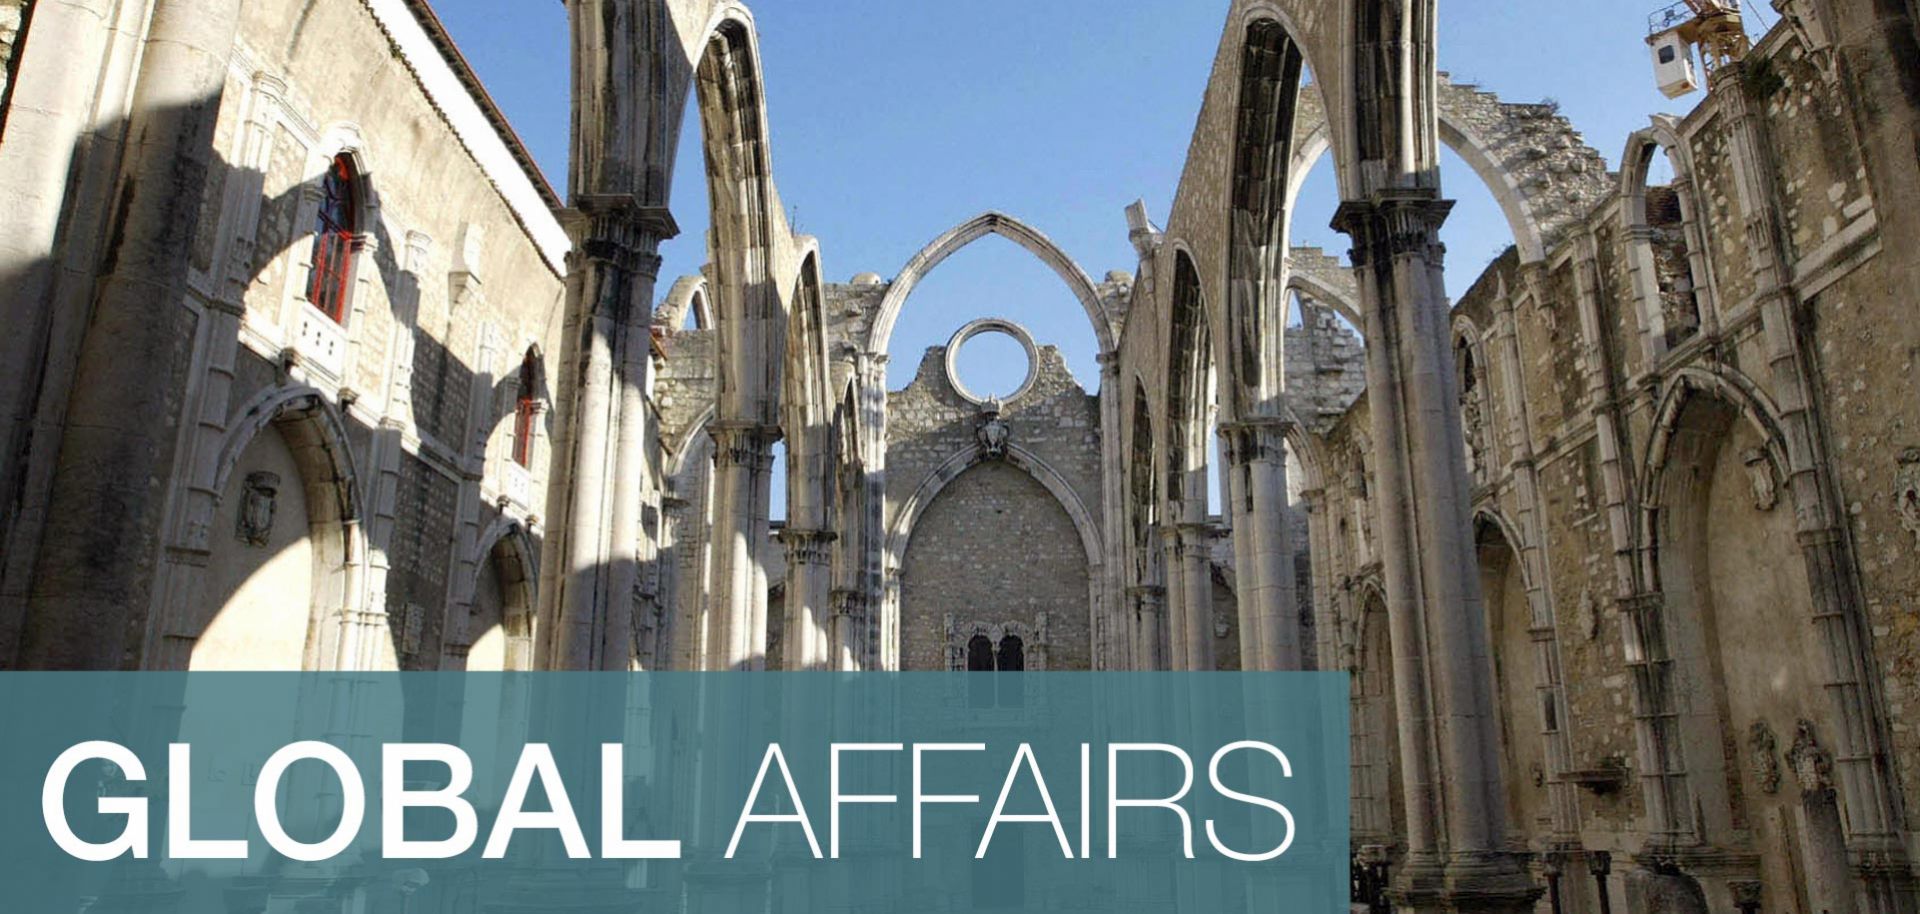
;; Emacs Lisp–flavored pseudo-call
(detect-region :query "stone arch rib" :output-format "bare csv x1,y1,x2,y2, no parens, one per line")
867,212,1116,356
1286,74,1611,263
886,443,1103,577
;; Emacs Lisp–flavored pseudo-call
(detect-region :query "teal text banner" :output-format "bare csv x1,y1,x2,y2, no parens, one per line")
0,673,1349,912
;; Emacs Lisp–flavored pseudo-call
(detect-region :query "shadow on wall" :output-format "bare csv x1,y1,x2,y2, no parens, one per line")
0,97,567,677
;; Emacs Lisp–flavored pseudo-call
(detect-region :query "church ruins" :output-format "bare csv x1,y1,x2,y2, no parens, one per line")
4,0,1920,910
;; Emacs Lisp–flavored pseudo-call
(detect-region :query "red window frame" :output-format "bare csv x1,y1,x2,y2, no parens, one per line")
307,155,358,323
512,352,539,468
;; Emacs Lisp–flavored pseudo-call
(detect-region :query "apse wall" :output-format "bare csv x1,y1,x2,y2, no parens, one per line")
883,339,1103,671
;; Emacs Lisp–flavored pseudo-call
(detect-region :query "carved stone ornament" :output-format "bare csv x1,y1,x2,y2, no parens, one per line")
1784,718,1834,795
1747,720,1782,795
236,471,282,547
1741,448,1777,512
1895,448,1920,550
977,399,1011,460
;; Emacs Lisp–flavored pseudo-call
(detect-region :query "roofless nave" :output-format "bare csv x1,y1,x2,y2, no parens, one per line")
3,0,1920,911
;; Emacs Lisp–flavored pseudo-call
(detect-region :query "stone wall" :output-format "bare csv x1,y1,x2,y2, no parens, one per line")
885,341,1102,671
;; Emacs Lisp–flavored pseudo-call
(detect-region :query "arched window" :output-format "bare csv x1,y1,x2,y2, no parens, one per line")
966,634,996,672
1456,333,1489,482
967,634,996,708
307,154,359,323
996,635,1025,672
996,635,1025,709
512,350,539,468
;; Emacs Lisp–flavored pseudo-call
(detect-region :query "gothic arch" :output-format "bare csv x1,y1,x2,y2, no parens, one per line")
867,211,1116,357
1286,76,1611,263
210,386,363,533
1471,507,1554,838
1620,117,1719,359
450,517,538,671
1226,15,1309,417
886,444,1103,574
1629,365,1820,860
1164,247,1215,512
657,274,714,330
693,6,784,421
1285,255,1364,329
883,443,1104,672
1452,313,1496,485
183,385,366,671
782,248,834,522
1637,367,1792,586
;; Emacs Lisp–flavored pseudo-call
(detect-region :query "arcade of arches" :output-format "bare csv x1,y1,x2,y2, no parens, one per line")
4,0,1920,911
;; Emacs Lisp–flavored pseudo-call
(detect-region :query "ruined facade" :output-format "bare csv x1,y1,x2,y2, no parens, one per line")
4,0,1920,912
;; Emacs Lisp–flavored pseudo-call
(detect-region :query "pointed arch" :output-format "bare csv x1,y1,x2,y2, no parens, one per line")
182,385,366,671
454,517,538,671
657,274,714,330
1284,259,1365,330
1128,376,1160,587
1228,16,1308,416
867,211,1116,357
782,248,833,474
1165,248,1215,511
1620,117,1718,359
1286,77,1610,264
1637,367,1792,586
693,6,784,421
886,443,1103,578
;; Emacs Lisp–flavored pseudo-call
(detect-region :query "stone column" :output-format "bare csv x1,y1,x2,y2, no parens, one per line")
535,200,672,671
1160,525,1190,669
1221,417,1302,670
16,0,246,669
1127,585,1167,671
1175,522,1215,672
704,421,779,671
1333,190,1536,913
829,587,866,672
779,527,835,670
1096,352,1127,669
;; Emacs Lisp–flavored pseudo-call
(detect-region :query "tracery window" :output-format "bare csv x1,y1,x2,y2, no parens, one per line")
965,632,1026,709
307,154,359,323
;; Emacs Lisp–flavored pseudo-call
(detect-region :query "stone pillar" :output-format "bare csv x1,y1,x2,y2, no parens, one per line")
779,527,835,670
829,587,866,672
1221,417,1302,670
1160,525,1189,670
1333,190,1537,913
1127,585,1167,670
1096,352,1127,669
535,200,671,672
16,0,246,669
1176,522,1215,672
704,421,779,671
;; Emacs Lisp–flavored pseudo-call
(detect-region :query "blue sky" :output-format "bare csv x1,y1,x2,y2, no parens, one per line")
435,0,1778,396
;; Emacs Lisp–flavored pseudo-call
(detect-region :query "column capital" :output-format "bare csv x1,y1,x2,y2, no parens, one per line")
1331,189,1455,268
708,421,782,471
1218,416,1297,466
561,195,678,276
830,587,868,617
1126,585,1167,606
778,527,838,566
1173,521,1217,559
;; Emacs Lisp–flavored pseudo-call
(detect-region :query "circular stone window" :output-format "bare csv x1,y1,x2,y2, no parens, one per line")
944,319,1040,405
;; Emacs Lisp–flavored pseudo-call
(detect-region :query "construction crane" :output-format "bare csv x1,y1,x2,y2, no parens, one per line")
1647,0,1751,97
